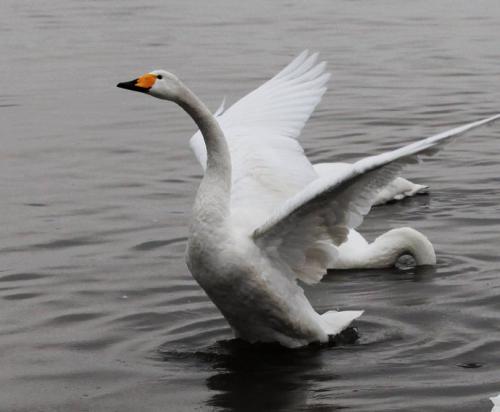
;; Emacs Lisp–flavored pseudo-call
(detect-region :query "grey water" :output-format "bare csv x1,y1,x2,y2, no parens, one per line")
1,1,500,411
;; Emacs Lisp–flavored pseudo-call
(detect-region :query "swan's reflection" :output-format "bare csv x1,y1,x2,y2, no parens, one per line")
201,336,357,411
160,334,359,411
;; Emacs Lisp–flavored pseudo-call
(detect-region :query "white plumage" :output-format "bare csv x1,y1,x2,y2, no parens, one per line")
491,394,500,412
117,51,499,347
190,51,326,233
189,51,440,272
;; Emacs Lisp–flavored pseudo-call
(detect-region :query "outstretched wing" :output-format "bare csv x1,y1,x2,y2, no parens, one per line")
189,51,329,230
253,114,500,284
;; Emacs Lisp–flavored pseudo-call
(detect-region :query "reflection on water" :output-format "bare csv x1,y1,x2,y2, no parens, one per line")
162,339,348,411
1,0,500,411
205,344,325,411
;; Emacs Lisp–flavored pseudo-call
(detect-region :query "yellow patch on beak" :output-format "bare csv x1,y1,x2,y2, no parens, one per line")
135,73,157,90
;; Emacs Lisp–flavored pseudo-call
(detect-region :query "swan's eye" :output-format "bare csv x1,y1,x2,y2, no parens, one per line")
157,75,163,80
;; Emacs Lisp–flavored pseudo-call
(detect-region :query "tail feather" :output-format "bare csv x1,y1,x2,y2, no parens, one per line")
320,310,364,336
373,177,429,205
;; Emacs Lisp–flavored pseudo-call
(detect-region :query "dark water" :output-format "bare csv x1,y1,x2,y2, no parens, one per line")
2,1,500,411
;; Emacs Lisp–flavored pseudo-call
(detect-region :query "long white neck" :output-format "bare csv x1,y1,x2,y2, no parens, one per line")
363,227,436,268
175,84,231,226
334,227,436,269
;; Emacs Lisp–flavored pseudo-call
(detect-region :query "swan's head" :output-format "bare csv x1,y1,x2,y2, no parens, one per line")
117,70,182,101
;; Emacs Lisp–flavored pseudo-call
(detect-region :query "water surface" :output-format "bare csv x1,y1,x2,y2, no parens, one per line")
1,1,500,411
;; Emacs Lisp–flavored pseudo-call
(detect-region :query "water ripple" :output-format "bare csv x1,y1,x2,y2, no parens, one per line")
1,1,499,411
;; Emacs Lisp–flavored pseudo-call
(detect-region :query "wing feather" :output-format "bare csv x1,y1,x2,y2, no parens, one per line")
189,51,329,230
253,114,500,284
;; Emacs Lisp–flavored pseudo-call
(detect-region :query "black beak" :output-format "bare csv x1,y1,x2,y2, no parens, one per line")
116,79,149,93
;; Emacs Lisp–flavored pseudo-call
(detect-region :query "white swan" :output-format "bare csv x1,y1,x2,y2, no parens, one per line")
491,394,500,412
190,52,430,209
117,57,499,347
186,51,471,270
314,163,429,206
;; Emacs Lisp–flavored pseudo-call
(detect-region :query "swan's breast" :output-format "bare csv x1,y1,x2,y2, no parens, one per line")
186,226,257,287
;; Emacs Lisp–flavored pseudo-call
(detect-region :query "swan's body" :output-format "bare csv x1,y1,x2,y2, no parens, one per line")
313,163,429,206
117,51,499,347
188,52,435,270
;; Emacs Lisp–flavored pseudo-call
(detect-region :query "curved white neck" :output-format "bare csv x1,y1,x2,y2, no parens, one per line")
364,227,436,268
175,84,231,225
